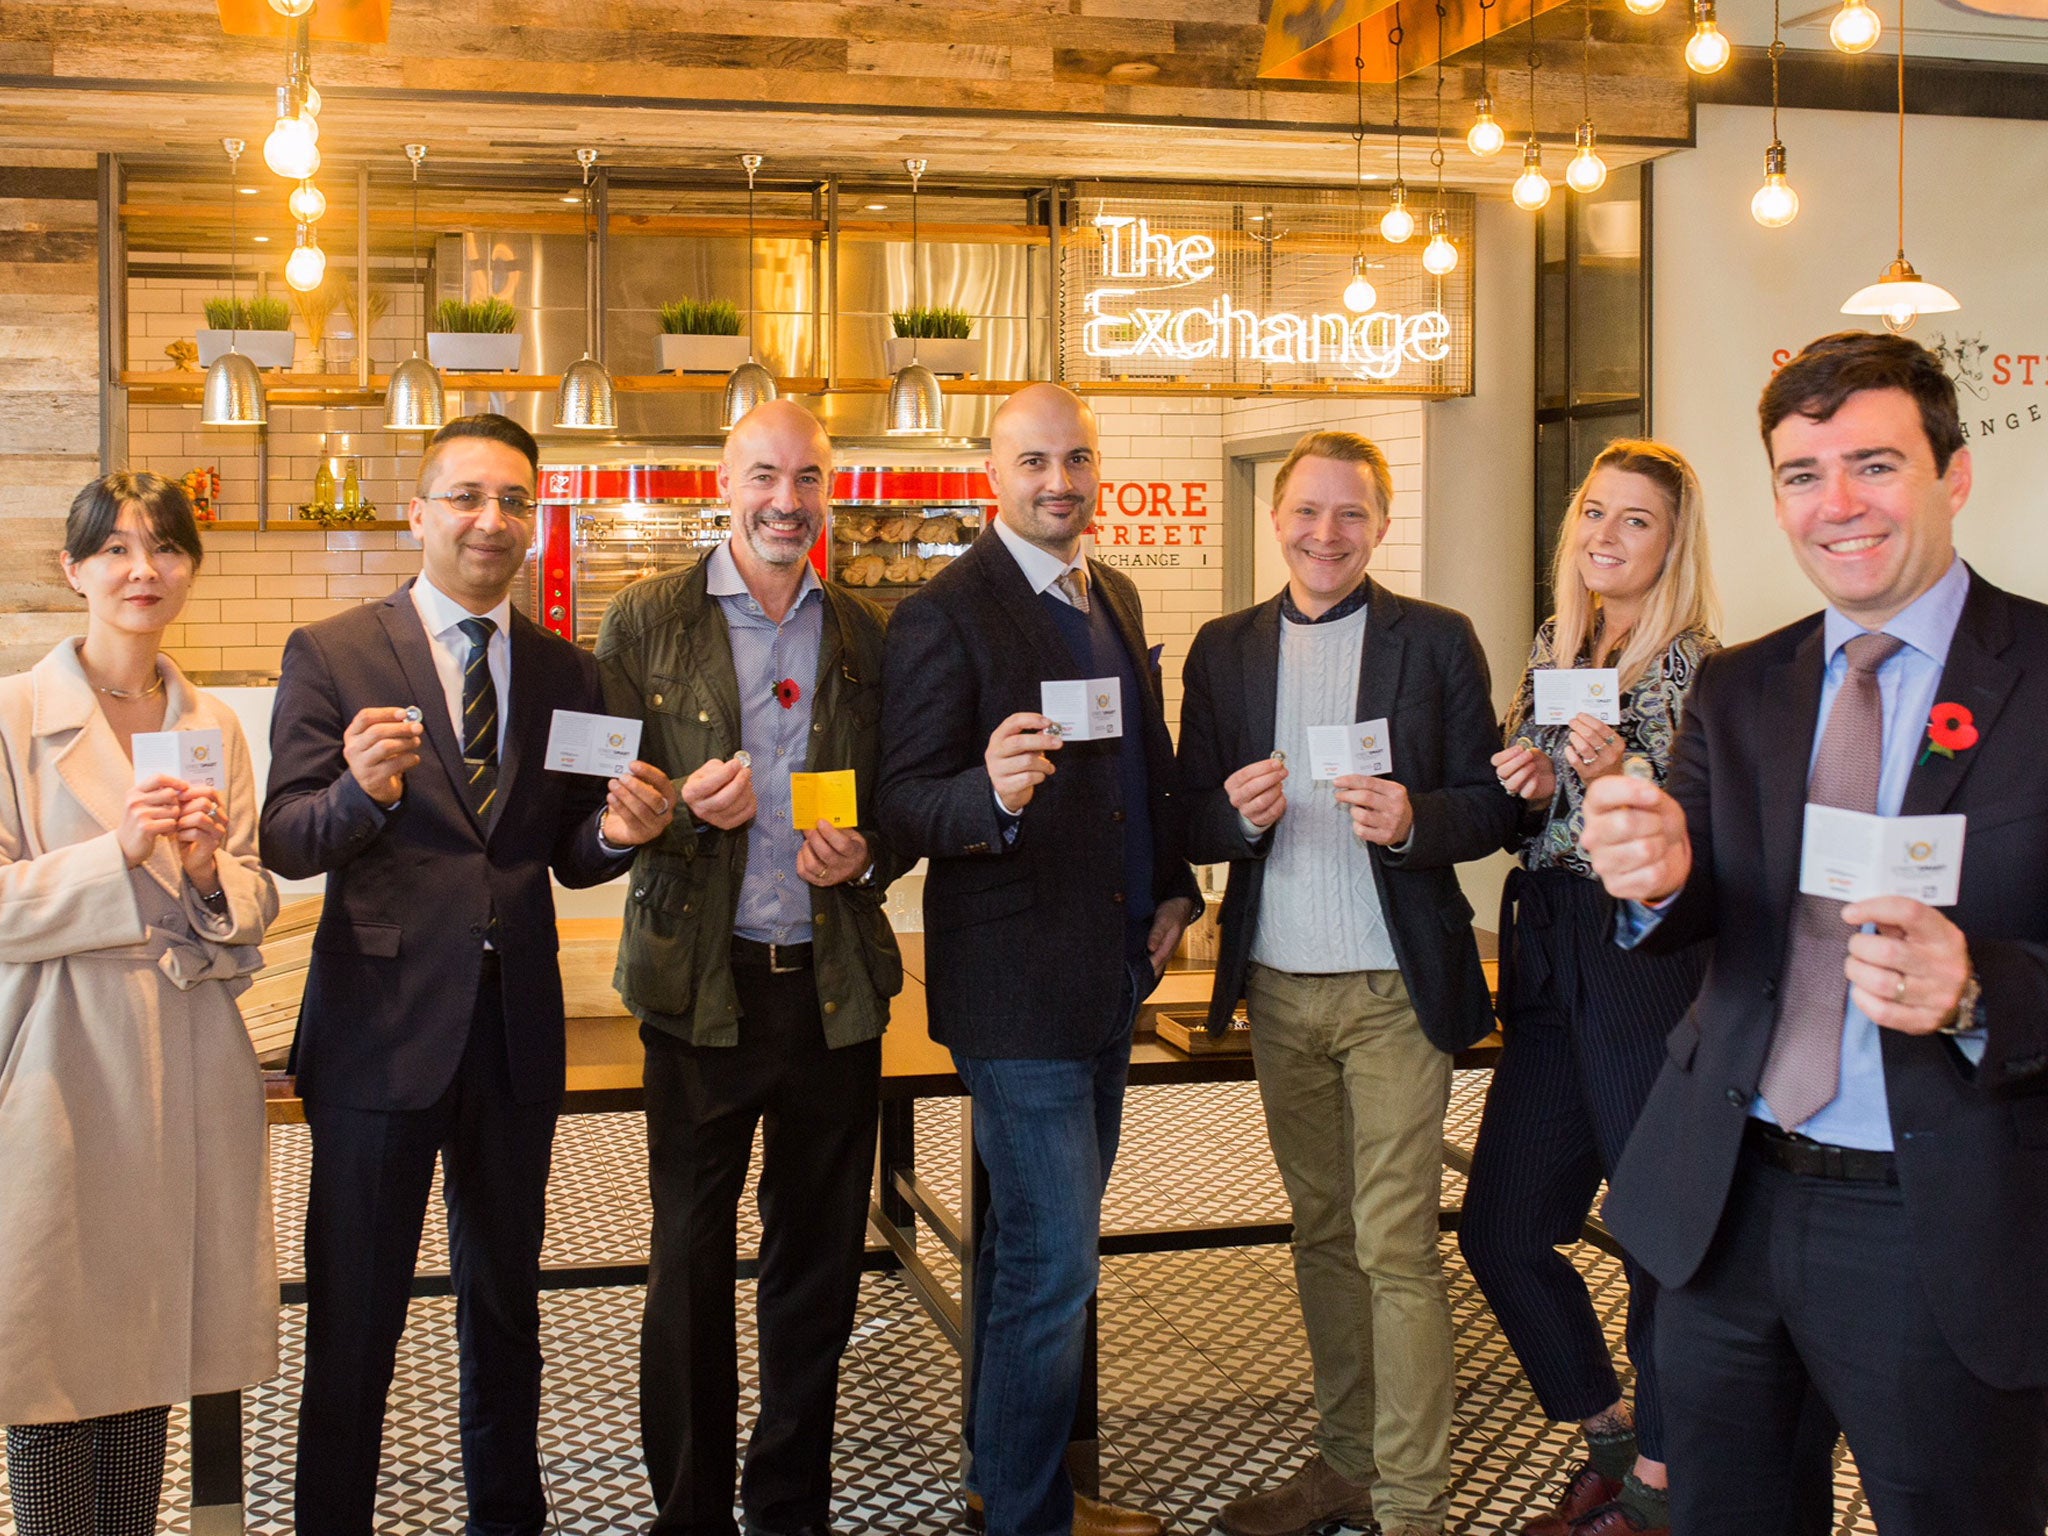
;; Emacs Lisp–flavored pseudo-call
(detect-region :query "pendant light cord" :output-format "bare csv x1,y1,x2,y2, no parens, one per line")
1389,5,1405,183
225,141,240,338
1352,25,1367,250
1478,0,1493,93
409,151,424,352
1769,0,1784,144
744,156,758,357
1529,10,1541,139
1433,3,1448,200
1895,0,1906,257
1582,0,1593,122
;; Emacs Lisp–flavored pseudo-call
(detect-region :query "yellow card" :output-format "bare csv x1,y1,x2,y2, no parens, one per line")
791,769,859,830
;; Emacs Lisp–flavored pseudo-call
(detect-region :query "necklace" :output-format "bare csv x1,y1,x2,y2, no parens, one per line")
97,673,165,700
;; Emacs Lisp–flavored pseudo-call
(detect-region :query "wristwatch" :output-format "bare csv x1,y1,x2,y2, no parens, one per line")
1938,971,1985,1036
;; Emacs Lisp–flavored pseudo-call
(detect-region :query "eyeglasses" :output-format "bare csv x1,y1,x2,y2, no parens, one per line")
426,489,539,518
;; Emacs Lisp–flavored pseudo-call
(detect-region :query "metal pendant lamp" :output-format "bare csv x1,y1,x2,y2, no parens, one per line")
722,154,779,430
556,148,619,431
885,157,943,436
1839,0,1958,333
386,143,446,432
201,137,267,428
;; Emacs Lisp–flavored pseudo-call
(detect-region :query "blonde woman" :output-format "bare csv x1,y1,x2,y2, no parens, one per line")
0,474,277,1535
1457,441,1716,1536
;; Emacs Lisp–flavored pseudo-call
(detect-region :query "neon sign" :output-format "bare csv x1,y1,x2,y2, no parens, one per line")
1076,214,1457,384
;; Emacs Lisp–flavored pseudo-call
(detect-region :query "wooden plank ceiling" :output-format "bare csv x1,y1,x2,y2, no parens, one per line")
0,0,1694,189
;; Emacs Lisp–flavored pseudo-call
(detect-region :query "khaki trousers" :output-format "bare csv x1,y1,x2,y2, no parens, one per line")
1246,963,1455,1531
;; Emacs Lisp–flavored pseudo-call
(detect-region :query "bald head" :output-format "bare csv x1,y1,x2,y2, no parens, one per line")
721,399,833,575
986,384,1101,559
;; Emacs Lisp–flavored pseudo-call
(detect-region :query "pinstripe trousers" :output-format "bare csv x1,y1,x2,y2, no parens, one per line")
1459,867,1707,1461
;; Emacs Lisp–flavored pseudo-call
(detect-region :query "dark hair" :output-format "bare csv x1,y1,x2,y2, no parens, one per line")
1759,331,1964,477
416,413,541,496
64,472,204,568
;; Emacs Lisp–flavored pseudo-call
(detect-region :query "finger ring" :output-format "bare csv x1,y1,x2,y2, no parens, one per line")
1894,975,1908,1003
1606,735,1619,747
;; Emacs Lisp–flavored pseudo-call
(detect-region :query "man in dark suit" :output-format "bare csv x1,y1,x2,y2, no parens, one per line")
594,400,906,1536
262,413,676,1536
1177,431,1517,1536
1581,332,2048,1535
876,383,1199,1536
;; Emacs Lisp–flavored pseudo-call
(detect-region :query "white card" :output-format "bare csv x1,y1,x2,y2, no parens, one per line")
1798,804,1967,907
545,710,643,778
1305,718,1393,781
131,728,226,792
1040,677,1124,742
1532,667,1622,725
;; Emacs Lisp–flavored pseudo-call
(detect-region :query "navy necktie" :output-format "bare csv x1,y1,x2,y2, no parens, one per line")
457,616,499,820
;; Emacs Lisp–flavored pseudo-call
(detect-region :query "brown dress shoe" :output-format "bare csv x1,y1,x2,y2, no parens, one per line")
1568,1503,1668,1536
1521,1464,1624,1536
961,1489,1166,1536
1213,1454,1376,1536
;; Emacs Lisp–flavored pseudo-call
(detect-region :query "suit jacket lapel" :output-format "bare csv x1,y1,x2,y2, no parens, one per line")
1903,571,2017,817
39,645,184,898
1354,578,1407,729
494,611,552,836
1244,595,1282,755
972,529,1080,678
376,583,483,837
1759,622,1826,926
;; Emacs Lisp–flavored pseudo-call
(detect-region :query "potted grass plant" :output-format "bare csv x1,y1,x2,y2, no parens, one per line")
427,297,523,372
885,305,983,378
655,297,751,374
196,296,297,370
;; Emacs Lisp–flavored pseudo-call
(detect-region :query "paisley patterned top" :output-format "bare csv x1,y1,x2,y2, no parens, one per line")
1503,621,1719,878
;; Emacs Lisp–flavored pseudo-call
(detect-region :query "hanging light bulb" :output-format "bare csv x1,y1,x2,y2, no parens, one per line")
285,222,326,292
1625,0,1666,13
288,179,326,224
724,153,781,429
267,0,315,15
1342,257,1377,313
1566,123,1608,192
1467,93,1505,157
1685,0,1732,73
1380,183,1415,243
1422,211,1458,275
1512,140,1552,210
302,82,323,117
1751,142,1800,226
1830,0,1882,50
264,88,320,180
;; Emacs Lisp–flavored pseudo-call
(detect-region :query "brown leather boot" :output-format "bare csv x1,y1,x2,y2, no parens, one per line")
1213,1455,1376,1536
962,1489,1167,1536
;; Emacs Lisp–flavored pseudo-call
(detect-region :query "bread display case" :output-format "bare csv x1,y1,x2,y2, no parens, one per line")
525,453,996,647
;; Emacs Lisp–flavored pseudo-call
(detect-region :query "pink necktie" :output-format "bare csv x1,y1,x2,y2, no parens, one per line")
1758,630,1905,1130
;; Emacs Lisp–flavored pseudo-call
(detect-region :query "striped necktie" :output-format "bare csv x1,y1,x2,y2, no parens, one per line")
457,616,499,821
1056,566,1091,615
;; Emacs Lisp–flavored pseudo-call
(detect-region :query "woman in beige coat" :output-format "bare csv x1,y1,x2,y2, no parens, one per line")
0,473,278,1535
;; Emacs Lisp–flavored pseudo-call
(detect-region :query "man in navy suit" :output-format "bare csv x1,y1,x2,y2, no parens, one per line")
1581,334,2048,1534
263,414,676,1536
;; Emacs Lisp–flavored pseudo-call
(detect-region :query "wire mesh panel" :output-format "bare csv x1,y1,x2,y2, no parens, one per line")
1061,181,1474,398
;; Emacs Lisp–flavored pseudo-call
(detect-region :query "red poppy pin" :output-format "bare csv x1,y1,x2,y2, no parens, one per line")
772,678,802,710
1919,701,1978,764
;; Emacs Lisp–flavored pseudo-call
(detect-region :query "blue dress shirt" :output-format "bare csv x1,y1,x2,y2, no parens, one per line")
1623,556,1980,1150
706,542,825,946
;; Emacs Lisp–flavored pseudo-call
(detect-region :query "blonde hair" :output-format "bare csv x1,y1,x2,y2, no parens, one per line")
1271,430,1393,523
1548,439,1719,689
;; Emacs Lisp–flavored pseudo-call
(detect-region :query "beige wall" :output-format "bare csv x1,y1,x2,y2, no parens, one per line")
0,154,98,674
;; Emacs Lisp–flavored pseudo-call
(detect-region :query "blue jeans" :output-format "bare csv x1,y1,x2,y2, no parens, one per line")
951,961,1146,1536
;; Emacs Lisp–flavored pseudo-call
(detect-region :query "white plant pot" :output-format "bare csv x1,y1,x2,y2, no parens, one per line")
885,337,984,378
428,332,525,372
196,329,297,370
656,333,752,374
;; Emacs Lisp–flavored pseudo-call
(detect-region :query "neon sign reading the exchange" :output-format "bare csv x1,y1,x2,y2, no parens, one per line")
1082,215,1452,381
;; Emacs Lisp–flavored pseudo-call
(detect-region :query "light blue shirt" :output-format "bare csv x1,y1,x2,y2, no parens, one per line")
1623,556,1980,1151
706,542,825,945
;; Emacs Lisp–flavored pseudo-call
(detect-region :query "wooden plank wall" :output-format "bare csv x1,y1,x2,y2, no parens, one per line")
0,155,97,675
